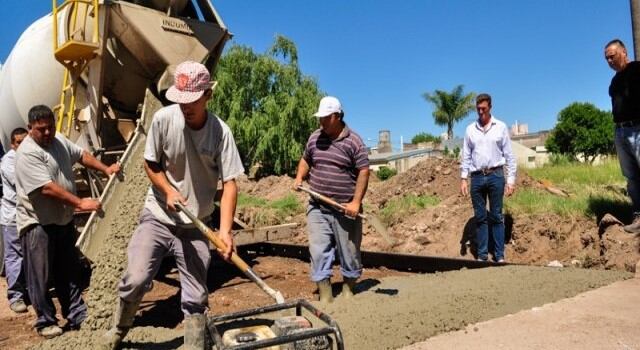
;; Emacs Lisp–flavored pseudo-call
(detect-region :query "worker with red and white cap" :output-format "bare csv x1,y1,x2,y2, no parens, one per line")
102,61,244,349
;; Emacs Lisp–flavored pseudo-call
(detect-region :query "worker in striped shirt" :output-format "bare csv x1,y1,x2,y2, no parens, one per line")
294,96,370,303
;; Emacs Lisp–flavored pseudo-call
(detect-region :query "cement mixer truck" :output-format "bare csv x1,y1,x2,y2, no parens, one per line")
0,0,231,261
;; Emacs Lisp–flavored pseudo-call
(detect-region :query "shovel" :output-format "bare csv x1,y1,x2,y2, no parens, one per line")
175,202,285,304
296,186,396,246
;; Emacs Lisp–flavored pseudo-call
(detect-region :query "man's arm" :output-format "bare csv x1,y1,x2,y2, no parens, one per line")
144,160,185,211
343,167,370,218
293,158,310,189
217,179,238,261
79,151,121,176
41,181,100,212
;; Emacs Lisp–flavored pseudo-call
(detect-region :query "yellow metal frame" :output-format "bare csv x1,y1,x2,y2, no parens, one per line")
52,0,100,60
51,0,100,136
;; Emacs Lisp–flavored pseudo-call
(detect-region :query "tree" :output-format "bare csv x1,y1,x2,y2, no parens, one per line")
208,36,323,176
545,102,615,163
411,132,440,145
422,85,475,140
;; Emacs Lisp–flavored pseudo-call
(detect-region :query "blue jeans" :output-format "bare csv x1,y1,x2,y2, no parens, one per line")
2,225,26,304
470,170,505,261
614,125,640,215
307,202,362,282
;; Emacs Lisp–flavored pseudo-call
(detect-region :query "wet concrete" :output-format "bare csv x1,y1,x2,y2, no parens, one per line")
31,265,630,349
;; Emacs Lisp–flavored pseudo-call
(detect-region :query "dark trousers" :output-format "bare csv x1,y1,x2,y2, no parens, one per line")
21,223,87,329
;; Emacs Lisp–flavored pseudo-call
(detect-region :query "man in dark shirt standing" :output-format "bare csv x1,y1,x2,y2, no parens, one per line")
294,96,370,303
606,39,640,234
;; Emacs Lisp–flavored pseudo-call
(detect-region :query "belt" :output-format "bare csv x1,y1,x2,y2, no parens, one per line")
616,120,640,128
470,166,503,176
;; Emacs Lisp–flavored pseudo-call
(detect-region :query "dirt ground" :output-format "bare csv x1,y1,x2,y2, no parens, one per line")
1,157,639,349
240,157,640,270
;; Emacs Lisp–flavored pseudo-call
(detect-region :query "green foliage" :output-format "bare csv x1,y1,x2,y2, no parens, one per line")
505,159,627,218
209,35,323,176
376,166,397,181
545,102,615,163
380,195,440,224
422,85,475,139
411,132,440,145
452,146,461,158
237,193,303,225
548,153,574,166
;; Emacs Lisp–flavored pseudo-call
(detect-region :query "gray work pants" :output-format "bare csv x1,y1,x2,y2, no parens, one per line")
118,209,211,315
2,224,26,304
22,222,87,330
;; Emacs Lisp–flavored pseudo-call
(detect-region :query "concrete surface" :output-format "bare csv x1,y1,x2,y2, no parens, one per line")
402,275,640,350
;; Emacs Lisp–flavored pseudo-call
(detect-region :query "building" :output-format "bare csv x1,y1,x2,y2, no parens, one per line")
369,148,442,173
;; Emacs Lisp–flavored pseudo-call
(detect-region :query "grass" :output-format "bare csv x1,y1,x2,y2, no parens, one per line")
505,159,631,220
237,193,303,225
379,194,440,224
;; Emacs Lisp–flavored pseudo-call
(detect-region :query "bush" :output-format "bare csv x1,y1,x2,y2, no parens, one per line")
548,153,574,166
545,102,615,163
376,166,397,181
411,132,440,145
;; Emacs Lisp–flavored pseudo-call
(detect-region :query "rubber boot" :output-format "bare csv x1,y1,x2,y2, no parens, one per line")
317,279,333,303
101,298,140,350
183,314,207,350
341,278,357,298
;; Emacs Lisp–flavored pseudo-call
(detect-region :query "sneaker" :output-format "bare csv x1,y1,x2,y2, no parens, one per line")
37,325,63,339
9,300,27,313
497,259,506,263
623,216,640,234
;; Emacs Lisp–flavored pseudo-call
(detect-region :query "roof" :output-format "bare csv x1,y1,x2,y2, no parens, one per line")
369,148,437,164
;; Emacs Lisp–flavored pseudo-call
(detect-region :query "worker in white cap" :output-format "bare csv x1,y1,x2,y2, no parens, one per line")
294,96,370,303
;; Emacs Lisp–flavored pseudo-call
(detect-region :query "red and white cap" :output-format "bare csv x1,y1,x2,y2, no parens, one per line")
165,61,213,104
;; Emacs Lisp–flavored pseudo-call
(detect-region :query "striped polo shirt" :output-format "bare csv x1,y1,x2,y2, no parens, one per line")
303,124,369,203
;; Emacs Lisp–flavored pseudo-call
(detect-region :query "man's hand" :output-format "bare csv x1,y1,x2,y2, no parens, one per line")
293,178,303,191
104,162,121,176
505,183,516,197
460,179,469,197
343,201,360,218
76,198,101,212
166,189,187,212
217,230,234,262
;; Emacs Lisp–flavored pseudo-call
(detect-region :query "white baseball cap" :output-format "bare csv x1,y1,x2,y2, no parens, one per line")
313,96,342,117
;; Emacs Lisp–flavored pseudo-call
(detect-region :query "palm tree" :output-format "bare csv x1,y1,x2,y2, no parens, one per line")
422,85,476,140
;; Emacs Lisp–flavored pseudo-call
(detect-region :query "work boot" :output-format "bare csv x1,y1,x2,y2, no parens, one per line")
317,279,333,303
10,299,28,313
623,215,640,234
37,325,63,339
101,298,140,350
183,314,207,350
340,278,357,298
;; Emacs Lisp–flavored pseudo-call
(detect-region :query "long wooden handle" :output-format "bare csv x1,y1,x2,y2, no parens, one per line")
297,186,366,219
174,203,284,303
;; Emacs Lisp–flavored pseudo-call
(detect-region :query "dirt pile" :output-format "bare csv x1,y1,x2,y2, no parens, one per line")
249,157,640,271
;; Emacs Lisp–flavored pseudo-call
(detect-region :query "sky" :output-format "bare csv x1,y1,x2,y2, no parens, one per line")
0,1,634,150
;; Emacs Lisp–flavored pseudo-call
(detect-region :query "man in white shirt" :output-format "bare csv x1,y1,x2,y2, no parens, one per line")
460,93,516,263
